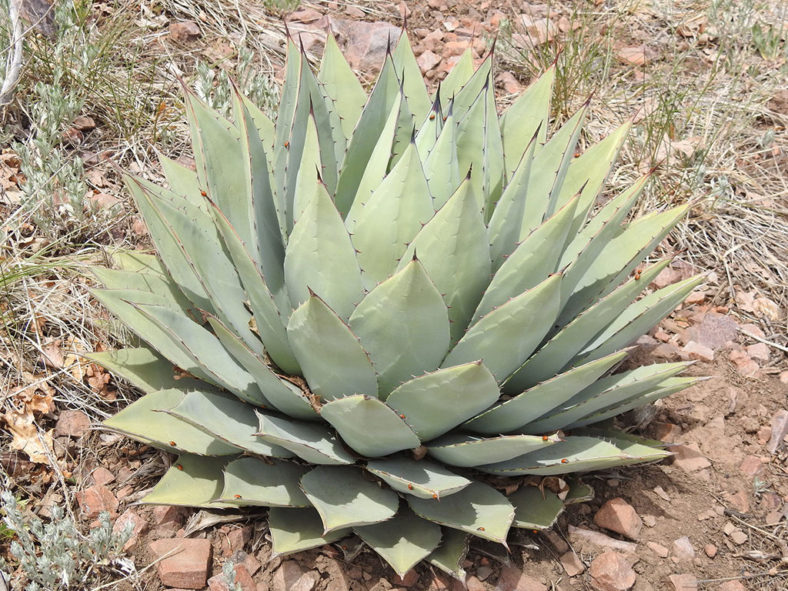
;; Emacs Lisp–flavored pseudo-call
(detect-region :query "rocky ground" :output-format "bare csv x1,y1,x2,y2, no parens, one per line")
1,1,786,590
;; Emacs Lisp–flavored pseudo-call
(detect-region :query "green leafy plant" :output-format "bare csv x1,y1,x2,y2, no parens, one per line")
0,492,132,591
89,33,702,579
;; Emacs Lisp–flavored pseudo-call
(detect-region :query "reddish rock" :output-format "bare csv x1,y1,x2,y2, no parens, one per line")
149,538,212,589
221,525,252,556
417,50,441,73
169,21,201,42
729,350,759,377
594,498,643,540
497,566,548,591
271,563,304,591
496,71,523,94
568,526,637,553
646,542,669,558
671,444,711,472
726,489,750,513
466,576,486,591
730,530,748,545
704,544,717,558
672,537,695,561
392,569,420,587
668,574,697,591
683,341,714,362
55,410,91,438
746,343,770,361
767,410,788,454
560,551,585,576
589,551,637,591
91,466,115,486
113,508,147,550
685,312,738,350
738,455,764,477
76,484,118,519
72,115,96,131
152,504,189,536
208,564,255,591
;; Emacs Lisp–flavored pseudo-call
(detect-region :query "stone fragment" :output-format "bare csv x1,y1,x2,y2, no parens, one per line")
169,20,201,42
392,569,420,587
729,350,759,377
113,508,147,550
416,50,441,73
221,525,252,556
671,444,711,472
704,544,717,558
149,538,212,589
466,576,486,591
668,574,697,591
730,530,748,545
726,490,750,513
738,455,764,477
76,484,118,519
589,550,637,591
497,566,548,591
672,537,695,561
543,530,569,553
683,341,714,362
646,542,669,558
208,564,256,591
654,422,681,442
746,343,770,361
568,526,637,553
767,410,788,454
642,515,657,528
560,551,585,576
72,115,96,131
594,498,643,540
91,466,115,486
273,561,306,591
685,312,737,350
55,410,91,438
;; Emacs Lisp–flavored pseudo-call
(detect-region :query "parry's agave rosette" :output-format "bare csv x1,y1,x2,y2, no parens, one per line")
89,32,702,578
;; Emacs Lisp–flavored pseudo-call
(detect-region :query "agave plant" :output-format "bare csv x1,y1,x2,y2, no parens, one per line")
90,33,702,579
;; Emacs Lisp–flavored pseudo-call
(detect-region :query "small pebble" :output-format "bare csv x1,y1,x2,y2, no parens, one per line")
704,544,717,558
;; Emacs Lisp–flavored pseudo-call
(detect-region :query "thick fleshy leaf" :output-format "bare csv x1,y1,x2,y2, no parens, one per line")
207,316,315,418
436,49,474,109
506,260,671,390
349,144,435,288
349,258,450,396
477,436,668,475
455,77,504,213
521,362,691,433
85,347,203,393
474,194,579,322
486,131,539,269
103,389,238,456
500,66,554,176
575,276,704,364
166,390,294,458
269,508,350,555
385,362,499,441
400,178,491,342
335,56,400,216
301,466,399,533
356,509,442,577
133,302,263,400
318,33,366,141
465,351,629,435
408,482,514,544
428,529,468,581
207,201,297,373
255,412,354,465
218,457,309,507
366,457,471,499
392,32,431,123
158,152,201,206
139,454,235,508
509,486,565,529
426,433,562,468
284,183,364,319
320,395,421,457
442,274,562,381
287,294,379,400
